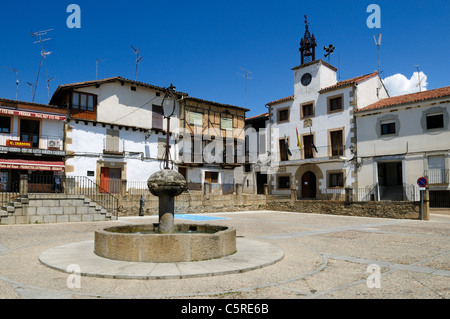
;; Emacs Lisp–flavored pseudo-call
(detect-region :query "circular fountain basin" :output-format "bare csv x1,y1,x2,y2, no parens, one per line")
94,224,237,263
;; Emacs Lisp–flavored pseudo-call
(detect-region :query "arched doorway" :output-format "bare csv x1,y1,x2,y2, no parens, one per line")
302,171,317,199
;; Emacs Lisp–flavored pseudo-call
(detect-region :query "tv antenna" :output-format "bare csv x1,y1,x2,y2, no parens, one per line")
131,45,143,81
415,65,425,92
1,67,19,100
27,82,34,100
31,29,53,102
374,34,382,75
237,67,253,109
46,76,55,103
96,58,106,80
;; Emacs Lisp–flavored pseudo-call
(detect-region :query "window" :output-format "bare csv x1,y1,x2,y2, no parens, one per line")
328,96,343,113
72,93,79,109
71,92,96,111
221,118,233,131
330,130,343,156
105,129,120,153
302,103,314,118
279,138,290,161
205,172,219,184
190,111,203,127
426,113,444,130
278,108,289,123
20,119,40,148
0,116,11,133
329,172,344,188
152,105,164,130
278,176,290,190
381,121,396,135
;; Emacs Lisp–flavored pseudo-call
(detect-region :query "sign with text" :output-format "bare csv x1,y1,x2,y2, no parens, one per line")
6,140,32,148
0,108,66,121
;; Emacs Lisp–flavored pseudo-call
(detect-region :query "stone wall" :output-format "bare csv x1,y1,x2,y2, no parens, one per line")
265,199,421,220
118,192,267,217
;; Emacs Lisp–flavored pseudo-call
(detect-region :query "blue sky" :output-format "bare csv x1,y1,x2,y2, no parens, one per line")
0,0,448,117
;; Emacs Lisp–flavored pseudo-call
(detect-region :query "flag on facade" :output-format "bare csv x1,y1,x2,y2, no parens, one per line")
310,128,319,153
284,135,293,157
296,127,302,150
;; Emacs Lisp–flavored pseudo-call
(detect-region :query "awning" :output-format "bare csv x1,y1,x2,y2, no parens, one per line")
0,108,66,121
0,159,65,172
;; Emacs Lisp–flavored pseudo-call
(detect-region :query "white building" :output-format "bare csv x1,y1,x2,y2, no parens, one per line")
0,98,66,192
265,21,388,199
50,76,248,196
356,86,450,206
50,77,185,194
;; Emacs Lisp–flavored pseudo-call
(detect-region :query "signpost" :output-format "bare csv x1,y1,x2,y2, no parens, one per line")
417,177,428,220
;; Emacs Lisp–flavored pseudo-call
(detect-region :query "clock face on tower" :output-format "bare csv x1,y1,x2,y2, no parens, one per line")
301,73,312,86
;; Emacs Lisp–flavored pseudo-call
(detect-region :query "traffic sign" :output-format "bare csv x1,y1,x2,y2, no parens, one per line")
417,177,428,188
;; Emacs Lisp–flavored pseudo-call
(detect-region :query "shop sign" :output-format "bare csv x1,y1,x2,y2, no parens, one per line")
7,140,32,148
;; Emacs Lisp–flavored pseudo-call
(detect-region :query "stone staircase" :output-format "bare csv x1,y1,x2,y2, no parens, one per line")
0,194,118,225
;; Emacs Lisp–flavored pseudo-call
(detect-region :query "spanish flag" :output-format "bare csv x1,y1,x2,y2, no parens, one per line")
296,127,302,150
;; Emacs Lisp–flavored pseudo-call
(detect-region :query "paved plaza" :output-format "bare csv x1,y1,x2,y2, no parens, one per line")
0,211,449,299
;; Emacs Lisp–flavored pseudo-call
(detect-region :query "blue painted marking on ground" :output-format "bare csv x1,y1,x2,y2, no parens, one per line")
175,214,228,222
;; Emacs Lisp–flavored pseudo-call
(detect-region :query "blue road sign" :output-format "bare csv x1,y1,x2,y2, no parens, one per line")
417,177,428,187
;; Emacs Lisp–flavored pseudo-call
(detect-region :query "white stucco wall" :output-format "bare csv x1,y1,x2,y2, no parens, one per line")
66,121,176,182
78,82,179,132
356,100,450,189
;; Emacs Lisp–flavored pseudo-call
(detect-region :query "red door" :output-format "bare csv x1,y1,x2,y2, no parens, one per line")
100,167,110,193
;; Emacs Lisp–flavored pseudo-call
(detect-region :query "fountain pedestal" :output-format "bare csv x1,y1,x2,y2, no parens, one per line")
147,170,187,234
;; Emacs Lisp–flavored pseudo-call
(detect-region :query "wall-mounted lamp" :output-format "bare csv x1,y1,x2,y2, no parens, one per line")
349,145,356,154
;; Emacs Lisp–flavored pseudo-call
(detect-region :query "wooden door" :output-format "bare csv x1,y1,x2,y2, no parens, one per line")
302,171,316,199
100,167,110,193
205,172,218,194
109,168,122,194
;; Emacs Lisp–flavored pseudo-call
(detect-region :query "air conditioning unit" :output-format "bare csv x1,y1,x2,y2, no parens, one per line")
48,139,61,149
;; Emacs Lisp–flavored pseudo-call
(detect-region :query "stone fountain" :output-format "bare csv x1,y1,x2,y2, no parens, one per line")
94,169,237,263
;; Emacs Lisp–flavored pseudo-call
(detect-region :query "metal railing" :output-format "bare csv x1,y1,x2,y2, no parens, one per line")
0,175,118,218
0,190,20,209
424,169,449,185
0,133,64,150
65,176,119,218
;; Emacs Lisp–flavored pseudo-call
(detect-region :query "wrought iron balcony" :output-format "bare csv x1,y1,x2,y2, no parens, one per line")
424,169,449,185
0,133,64,151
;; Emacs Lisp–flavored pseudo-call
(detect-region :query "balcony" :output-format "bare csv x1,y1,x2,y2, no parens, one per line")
103,138,125,155
0,133,64,155
424,169,449,185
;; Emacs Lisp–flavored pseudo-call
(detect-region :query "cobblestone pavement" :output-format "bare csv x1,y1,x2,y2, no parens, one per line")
0,211,449,299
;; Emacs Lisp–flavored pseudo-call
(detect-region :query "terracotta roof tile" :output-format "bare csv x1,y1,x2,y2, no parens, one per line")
319,71,379,93
266,95,294,106
184,96,249,112
50,76,187,105
246,113,269,122
0,97,59,109
357,86,450,113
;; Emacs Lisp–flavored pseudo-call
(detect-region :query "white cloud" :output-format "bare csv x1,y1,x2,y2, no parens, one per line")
383,72,428,97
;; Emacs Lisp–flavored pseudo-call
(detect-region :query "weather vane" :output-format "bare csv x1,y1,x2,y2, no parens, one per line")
324,44,335,62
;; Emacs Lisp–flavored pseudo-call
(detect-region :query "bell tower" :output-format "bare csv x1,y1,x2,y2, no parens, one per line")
300,16,317,65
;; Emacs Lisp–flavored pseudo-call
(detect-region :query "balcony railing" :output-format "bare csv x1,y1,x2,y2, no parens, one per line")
424,169,449,185
0,133,64,151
